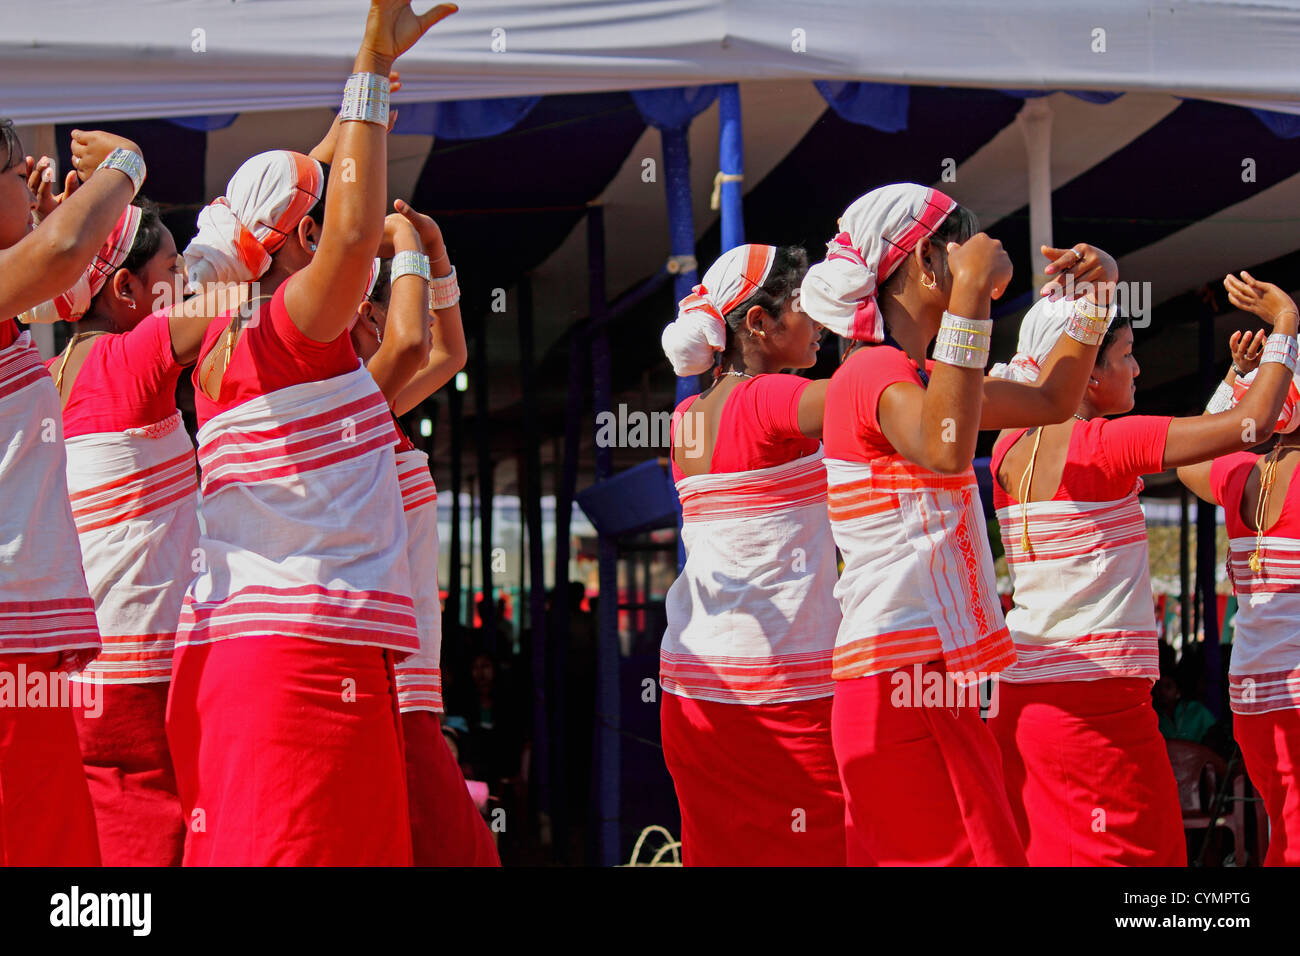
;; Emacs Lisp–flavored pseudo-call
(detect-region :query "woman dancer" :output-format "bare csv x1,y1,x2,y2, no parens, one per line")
43,200,196,866
0,121,145,865
802,183,1113,866
658,242,845,865
1177,272,1300,865
988,273,1297,866
165,0,458,866
350,204,497,866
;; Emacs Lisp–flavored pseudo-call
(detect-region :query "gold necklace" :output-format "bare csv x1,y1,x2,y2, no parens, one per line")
53,330,110,395
1018,426,1046,555
1249,443,1286,573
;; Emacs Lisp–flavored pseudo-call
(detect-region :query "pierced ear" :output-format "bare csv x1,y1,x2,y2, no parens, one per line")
111,268,138,308
299,215,319,252
744,304,768,334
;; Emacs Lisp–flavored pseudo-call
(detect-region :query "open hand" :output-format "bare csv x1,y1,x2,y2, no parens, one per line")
1224,271,1299,327
362,1,457,65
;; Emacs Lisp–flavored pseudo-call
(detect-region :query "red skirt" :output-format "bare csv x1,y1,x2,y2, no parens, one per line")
0,653,101,866
402,710,500,866
832,664,1027,866
660,692,845,866
166,637,412,866
987,677,1185,866
1235,707,1300,866
74,681,183,866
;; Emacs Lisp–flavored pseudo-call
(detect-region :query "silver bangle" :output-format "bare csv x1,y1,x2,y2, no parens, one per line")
1260,332,1299,374
96,148,146,197
390,249,431,284
340,72,391,125
1206,380,1235,414
933,312,992,369
429,265,460,311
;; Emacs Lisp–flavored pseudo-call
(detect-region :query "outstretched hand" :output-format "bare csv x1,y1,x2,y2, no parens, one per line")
361,1,457,65
1224,271,1299,327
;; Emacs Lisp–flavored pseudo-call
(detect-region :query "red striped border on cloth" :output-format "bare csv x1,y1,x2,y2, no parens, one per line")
69,449,198,534
198,390,394,494
177,583,419,652
678,455,827,522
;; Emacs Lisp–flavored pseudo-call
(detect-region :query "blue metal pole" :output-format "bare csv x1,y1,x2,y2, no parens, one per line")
718,83,745,253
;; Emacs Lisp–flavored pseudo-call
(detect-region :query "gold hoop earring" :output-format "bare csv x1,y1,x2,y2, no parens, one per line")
920,273,937,291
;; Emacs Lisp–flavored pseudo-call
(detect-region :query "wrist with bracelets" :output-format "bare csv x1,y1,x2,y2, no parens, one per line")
340,72,391,125
1260,332,1299,373
429,264,460,311
933,311,992,369
96,148,146,197
1206,380,1236,414
1065,296,1112,346
390,249,431,284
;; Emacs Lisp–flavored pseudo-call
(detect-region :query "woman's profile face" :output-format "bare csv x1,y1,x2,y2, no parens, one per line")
0,141,37,251
767,297,822,370
136,225,183,317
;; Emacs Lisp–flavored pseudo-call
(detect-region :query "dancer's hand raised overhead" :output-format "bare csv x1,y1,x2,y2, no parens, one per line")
1225,271,1299,325
1040,243,1117,303
360,1,458,69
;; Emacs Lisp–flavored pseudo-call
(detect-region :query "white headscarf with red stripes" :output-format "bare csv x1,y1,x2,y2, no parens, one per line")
1232,367,1300,434
660,244,776,376
184,150,323,291
19,203,143,324
801,184,957,342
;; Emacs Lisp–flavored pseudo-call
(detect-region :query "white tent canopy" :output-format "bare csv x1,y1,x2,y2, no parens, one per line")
3,0,1300,125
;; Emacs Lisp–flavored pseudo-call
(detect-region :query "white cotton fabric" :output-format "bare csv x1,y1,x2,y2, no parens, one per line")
800,184,955,342
661,243,776,376
184,150,322,290
64,413,200,684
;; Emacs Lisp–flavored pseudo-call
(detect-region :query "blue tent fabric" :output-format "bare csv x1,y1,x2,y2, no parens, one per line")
629,86,719,130
391,95,542,140
1000,89,1124,105
1250,107,1300,139
165,114,239,132
813,81,910,132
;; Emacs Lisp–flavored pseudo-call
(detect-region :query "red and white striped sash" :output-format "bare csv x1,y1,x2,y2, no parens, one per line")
661,450,840,704
0,332,99,656
1225,535,1300,714
178,366,418,654
825,455,1011,683
65,413,199,683
394,448,443,712
994,490,1159,683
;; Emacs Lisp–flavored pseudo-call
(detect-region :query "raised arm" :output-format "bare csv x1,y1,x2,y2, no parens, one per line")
0,130,141,319
386,199,466,415
979,243,1117,430
1177,274,1300,501
878,233,1012,474
283,1,456,343
366,214,432,404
